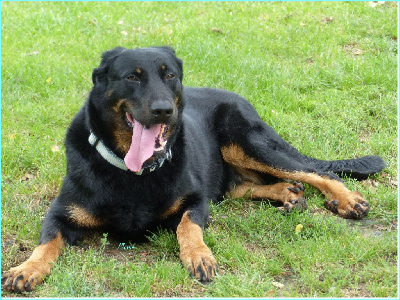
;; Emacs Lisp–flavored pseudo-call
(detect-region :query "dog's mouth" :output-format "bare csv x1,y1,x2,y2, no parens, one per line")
124,112,170,172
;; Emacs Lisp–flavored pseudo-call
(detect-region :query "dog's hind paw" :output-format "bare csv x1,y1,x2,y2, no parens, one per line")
324,191,369,219
282,182,308,212
283,196,308,213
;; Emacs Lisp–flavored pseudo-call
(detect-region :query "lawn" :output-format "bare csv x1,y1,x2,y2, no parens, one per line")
1,1,398,298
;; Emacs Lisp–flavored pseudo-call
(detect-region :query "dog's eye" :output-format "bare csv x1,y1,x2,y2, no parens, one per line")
166,73,175,80
126,75,139,82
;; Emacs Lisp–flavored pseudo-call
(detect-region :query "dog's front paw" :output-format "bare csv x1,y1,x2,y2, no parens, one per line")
324,191,369,219
180,245,218,282
1,260,49,293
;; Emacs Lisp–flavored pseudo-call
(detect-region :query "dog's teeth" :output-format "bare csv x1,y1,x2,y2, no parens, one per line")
126,119,133,129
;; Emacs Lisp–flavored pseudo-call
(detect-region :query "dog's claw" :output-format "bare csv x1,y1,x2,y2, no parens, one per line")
24,281,32,292
283,182,307,213
284,197,308,213
324,192,369,219
324,199,338,213
181,247,217,283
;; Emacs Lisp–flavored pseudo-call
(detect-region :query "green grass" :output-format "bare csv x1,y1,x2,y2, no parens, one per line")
1,1,398,298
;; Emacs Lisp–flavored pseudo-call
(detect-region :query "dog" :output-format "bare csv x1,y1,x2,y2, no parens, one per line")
1,46,385,293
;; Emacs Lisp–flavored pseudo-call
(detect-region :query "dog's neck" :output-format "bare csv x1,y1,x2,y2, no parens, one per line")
88,131,172,175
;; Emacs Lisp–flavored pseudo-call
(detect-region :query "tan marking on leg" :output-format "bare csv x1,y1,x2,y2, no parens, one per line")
230,181,307,212
107,90,114,98
222,144,341,188
176,211,217,281
229,181,303,203
67,205,102,228
1,232,64,293
160,197,185,219
221,144,369,218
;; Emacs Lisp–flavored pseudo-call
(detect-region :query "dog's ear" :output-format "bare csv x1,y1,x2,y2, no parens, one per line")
92,47,126,85
175,56,183,82
157,46,183,82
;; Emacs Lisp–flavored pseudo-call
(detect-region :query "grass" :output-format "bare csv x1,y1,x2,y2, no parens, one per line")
1,1,398,298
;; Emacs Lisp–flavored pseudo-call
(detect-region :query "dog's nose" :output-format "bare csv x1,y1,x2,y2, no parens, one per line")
150,100,174,123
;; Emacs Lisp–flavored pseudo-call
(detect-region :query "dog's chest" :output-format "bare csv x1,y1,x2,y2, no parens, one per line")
98,176,181,231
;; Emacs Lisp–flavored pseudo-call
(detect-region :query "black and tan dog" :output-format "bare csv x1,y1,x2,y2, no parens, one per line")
2,47,385,292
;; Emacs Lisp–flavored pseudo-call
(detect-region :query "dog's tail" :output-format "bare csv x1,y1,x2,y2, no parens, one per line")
308,155,386,180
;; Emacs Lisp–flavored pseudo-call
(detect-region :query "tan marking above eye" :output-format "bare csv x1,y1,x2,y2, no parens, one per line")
161,65,166,71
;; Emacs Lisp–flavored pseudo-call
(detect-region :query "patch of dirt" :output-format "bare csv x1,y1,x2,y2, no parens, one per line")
346,218,397,239
342,286,373,298
1,234,34,271
152,283,208,298
11,181,60,212
0,235,39,298
309,207,332,217
343,43,365,56
359,128,373,143
371,172,398,188
82,235,162,266
104,246,160,266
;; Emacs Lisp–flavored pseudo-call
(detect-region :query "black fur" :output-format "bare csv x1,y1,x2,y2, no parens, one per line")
2,47,386,292
0,50,379,292
38,46,386,247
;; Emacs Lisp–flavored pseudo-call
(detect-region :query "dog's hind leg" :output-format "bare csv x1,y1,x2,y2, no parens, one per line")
229,180,308,212
221,143,371,219
215,100,385,219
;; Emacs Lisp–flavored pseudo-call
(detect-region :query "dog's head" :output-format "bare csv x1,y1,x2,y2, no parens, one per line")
88,46,184,172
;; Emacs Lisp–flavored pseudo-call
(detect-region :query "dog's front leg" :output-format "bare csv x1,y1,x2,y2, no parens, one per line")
1,214,66,293
176,210,217,282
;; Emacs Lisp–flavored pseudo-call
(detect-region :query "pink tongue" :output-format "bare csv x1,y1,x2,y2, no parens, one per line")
124,120,161,172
